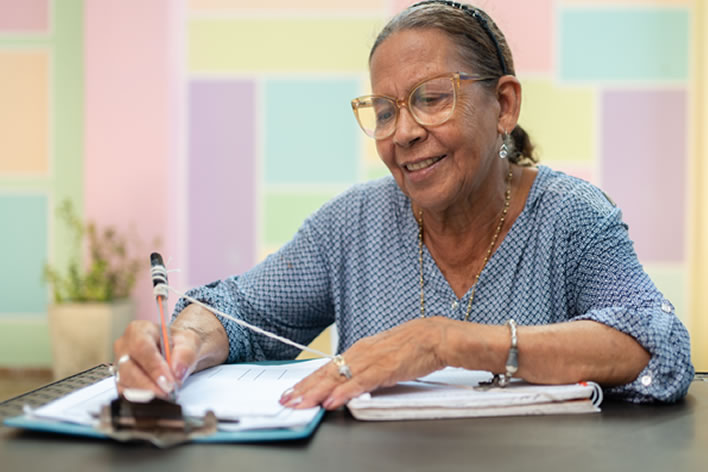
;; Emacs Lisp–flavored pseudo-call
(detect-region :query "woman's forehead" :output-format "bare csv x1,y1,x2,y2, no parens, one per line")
369,28,463,94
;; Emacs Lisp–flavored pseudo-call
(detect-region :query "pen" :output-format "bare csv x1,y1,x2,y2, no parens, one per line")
150,252,174,395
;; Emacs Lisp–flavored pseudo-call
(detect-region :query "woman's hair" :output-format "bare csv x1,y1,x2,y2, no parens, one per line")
370,1,537,165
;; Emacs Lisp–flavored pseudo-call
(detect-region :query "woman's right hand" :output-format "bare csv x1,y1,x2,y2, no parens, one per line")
112,304,229,397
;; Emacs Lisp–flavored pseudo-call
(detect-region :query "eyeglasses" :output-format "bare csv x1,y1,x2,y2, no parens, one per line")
350,72,495,140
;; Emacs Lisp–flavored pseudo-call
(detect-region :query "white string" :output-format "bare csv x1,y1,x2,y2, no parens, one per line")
150,264,169,299
162,284,334,360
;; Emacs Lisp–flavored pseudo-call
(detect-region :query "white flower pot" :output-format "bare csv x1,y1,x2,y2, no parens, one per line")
48,299,135,380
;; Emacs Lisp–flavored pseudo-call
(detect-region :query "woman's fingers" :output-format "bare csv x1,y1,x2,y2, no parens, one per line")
113,355,167,395
170,327,202,384
113,320,179,396
280,361,337,408
282,356,396,410
281,317,450,410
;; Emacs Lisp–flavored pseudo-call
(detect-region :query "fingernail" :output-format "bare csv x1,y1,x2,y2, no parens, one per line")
323,396,335,409
284,396,303,408
157,375,175,394
279,387,294,404
173,363,188,383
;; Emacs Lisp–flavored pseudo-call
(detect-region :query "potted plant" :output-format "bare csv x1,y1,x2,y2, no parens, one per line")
44,200,143,379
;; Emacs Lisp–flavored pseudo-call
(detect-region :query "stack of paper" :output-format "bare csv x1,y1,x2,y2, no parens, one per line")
25,361,602,433
347,368,602,421
31,359,329,432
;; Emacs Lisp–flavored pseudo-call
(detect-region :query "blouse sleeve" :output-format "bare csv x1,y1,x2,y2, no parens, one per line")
567,201,694,403
172,215,335,363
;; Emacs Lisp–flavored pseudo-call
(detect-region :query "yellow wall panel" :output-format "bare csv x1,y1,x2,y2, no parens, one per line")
189,18,384,73
691,0,707,370
519,79,596,162
0,50,49,175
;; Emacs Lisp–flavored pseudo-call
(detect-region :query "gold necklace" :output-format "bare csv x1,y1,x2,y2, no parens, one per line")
417,167,513,321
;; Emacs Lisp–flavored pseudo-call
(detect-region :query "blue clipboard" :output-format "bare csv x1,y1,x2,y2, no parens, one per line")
3,409,325,443
3,360,325,444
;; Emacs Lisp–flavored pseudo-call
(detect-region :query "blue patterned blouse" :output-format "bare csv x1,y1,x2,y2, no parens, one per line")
175,165,694,403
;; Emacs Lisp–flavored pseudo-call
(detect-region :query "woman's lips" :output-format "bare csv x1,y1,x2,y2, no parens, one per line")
404,154,446,172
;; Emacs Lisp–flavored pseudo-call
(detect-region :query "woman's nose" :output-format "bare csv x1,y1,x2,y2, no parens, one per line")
392,106,426,148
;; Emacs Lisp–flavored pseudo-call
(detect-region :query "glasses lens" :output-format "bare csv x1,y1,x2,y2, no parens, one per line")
410,77,455,126
354,96,397,139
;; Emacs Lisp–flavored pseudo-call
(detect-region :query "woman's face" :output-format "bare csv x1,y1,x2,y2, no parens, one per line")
370,28,502,213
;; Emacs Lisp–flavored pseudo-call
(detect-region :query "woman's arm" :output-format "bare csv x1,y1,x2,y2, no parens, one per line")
113,205,338,395
281,317,650,410
443,318,650,386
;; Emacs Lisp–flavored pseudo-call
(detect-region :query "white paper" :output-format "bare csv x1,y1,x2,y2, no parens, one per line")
348,367,600,410
32,358,329,431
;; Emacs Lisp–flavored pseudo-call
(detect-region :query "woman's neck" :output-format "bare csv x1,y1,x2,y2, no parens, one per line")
415,164,514,260
413,164,536,298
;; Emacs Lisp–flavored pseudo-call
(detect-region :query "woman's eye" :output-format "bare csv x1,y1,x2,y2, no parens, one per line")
417,92,450,107
376,110,394,124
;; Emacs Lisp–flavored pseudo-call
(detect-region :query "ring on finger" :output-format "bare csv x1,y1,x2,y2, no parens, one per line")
112,354,130,384
332,355,352,380
116,354,130,368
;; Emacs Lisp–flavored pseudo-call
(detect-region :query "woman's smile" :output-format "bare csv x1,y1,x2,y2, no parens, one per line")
403,154,447,172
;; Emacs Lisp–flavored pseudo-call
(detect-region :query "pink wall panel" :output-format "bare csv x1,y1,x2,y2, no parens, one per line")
390,0,552,73
601,89,687,263
0,0,49,32
484,0,553,74
84,0,177,321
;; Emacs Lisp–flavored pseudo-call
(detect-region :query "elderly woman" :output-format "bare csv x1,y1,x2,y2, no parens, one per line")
114,1,693,408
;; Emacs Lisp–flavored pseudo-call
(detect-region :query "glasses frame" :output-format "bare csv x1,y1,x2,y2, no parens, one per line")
350,72,496,140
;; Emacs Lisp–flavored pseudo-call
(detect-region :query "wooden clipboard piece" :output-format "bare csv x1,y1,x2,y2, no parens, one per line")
97,393,217,448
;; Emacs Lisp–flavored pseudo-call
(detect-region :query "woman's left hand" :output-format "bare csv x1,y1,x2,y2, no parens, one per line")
279,316,453,410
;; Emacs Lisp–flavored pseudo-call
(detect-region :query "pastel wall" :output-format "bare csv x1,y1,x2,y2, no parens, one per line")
0,0,705,369
0,0,82,365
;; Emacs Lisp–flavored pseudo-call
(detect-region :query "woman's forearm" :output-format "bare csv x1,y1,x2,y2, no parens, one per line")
442,319,650,386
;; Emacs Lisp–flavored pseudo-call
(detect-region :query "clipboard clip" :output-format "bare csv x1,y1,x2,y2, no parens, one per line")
97,391,218,448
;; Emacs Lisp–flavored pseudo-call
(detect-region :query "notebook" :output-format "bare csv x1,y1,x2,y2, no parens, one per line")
347,368,602,421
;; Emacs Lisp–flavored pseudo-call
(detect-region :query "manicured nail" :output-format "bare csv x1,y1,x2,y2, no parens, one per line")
323,396,335,409
157,375,174,394
173,363,189,383
280,387,294,404
284,396,303,408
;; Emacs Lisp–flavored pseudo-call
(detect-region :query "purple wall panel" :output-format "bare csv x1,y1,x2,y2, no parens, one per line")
601,89,686,263
188,80,256,286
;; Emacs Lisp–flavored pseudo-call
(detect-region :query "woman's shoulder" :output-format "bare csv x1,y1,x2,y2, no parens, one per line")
529,165,619,223
308,176,405,228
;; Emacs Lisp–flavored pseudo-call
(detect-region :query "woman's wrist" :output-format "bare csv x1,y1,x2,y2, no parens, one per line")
438,320,510,372
172,304,229,370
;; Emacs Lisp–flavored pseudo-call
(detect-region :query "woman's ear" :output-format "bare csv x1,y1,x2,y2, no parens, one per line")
496,75,522,134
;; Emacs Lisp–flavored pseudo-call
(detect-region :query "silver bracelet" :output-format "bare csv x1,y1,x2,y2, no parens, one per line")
497,319,518,387
479,319,518,389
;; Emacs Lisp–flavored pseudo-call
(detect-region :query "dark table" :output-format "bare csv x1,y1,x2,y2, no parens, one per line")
1,368,706,472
